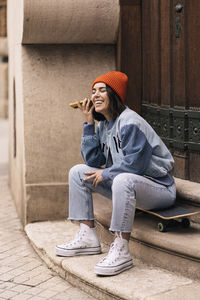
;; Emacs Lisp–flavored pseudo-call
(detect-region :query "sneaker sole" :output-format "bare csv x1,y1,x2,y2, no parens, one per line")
55,246,101,257
94,259,133,276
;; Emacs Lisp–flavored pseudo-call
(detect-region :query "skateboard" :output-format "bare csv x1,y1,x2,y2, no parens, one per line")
136,205,200,232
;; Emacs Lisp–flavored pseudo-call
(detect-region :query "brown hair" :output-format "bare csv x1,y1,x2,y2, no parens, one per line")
92,85,126,121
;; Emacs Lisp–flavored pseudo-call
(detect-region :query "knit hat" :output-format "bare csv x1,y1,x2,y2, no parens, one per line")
92,71,128,103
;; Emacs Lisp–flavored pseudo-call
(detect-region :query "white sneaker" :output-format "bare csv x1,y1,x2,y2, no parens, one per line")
94,236,133,276
55,223,101,256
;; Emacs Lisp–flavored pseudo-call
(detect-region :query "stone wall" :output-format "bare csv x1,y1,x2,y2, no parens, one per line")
7,0,119,225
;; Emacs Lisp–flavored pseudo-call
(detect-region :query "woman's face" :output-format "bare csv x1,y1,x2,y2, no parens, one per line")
91,82,111,120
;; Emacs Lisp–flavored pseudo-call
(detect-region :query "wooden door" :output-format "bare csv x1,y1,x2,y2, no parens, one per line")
119,0,200,183
0,0,7,37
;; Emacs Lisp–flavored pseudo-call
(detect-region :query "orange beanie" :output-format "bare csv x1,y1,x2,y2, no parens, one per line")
92,71,128,103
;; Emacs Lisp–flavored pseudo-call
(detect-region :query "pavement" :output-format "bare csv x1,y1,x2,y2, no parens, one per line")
0,118,96,300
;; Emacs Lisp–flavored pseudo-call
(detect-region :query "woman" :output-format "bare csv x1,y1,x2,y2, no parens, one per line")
55,71,176,276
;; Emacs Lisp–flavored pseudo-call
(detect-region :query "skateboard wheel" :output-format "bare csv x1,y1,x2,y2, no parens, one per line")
158,222,167,232
181,218,190,228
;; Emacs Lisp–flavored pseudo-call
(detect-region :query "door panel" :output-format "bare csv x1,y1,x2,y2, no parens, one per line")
187,0,200,108
172,0,186,108
119,0,142,113
142,0,161,105
119,0,200,182
160,0,171,106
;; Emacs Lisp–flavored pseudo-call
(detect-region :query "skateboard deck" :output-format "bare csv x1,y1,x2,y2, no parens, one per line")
136,205,200,232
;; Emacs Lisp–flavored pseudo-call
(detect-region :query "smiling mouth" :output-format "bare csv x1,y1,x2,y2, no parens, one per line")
95,101,104,105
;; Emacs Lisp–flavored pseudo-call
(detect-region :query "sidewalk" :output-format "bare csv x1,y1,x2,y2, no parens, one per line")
0,119,96,300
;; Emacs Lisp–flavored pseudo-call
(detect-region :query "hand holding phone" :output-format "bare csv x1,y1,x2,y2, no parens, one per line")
69,98,94,124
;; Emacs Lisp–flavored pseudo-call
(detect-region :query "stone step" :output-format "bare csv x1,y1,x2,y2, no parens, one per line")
93,194,200,280
175,178,200,205
25,220,200,300
175,178,200,206
175,177,200,224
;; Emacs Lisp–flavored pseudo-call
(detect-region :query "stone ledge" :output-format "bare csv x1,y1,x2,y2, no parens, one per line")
25,220,197,300
175,177,200,205
20,0,119,44
25,183,68,224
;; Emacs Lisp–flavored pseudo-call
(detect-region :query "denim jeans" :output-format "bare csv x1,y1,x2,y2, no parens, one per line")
68,164,176,233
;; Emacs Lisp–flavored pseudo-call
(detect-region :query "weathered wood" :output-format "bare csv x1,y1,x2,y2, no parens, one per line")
189,153,200,182
0,1,7,6
173,150,189,180
142,0,160,105
119,0,200,181
160,0,171,106
0,2,6,37
141,0,150,104
186,0,200,108
119,1,142,113
172,0,186,108
120,0,141,5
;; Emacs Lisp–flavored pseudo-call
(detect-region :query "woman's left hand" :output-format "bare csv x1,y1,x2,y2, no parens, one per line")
83,170,104,187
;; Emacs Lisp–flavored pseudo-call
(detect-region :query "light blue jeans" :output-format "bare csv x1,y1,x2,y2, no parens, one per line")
68,164,176,233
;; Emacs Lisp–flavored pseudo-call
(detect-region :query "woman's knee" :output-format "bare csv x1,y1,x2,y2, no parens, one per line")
69,164,86,182
112,173,137,187
112,173,136,193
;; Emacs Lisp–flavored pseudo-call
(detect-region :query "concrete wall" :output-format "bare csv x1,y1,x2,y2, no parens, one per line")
7,0,119,225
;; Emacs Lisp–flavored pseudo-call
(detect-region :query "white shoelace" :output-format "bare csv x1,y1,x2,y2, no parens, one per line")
99,240,123,265
66,228,86,247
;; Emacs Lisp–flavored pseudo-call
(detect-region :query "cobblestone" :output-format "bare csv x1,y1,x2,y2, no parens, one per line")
0,119,96,300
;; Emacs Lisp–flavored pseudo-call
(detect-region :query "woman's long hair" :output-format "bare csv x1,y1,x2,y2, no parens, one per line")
92,85,126,121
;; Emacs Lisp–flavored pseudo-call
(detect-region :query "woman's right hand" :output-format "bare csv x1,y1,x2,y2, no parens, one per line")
78,98,94,124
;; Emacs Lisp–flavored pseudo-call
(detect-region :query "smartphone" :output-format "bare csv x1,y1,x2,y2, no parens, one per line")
69,99,93,109
69,101,83,109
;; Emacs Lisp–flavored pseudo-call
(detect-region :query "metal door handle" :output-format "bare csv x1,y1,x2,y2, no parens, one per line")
175,17,181,38
175,4,183,38
175,3,183,13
